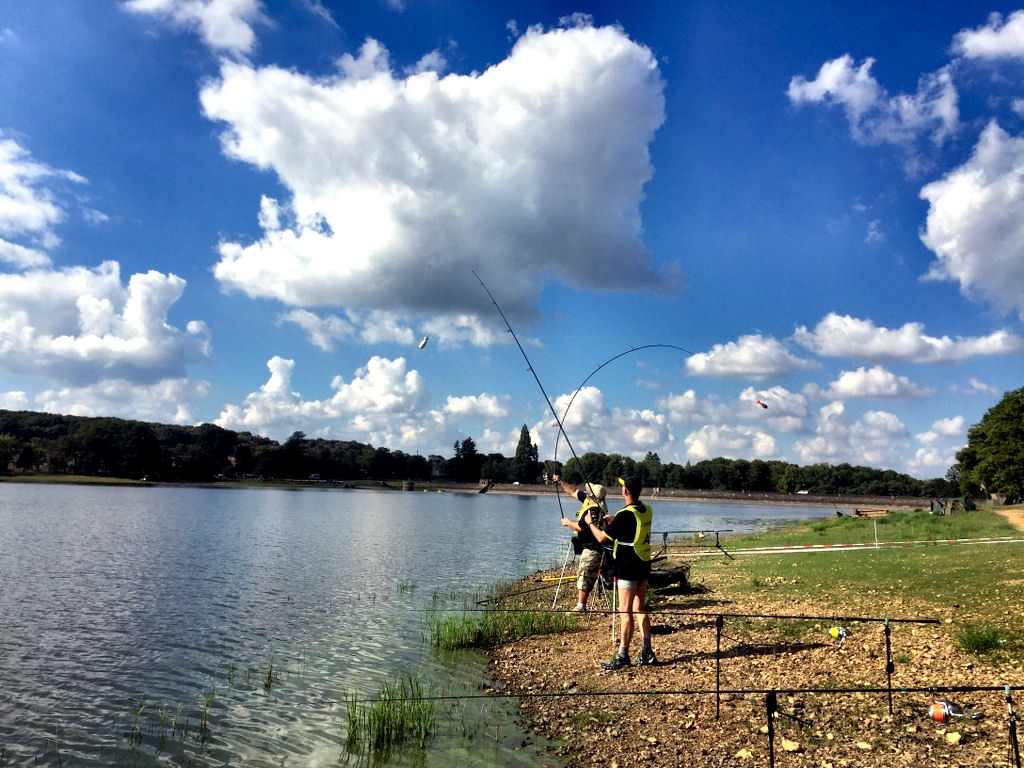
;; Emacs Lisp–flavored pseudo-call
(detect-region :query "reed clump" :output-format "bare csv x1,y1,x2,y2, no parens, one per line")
111,688,216,763
429,606,579,649
343,673,435,757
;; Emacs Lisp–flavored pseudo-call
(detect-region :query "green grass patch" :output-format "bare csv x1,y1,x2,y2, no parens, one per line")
565,710,619,730
956,625,1007,654
708,510,1022,605
0,473,146,486
262,657,278,693
719,509,1017,550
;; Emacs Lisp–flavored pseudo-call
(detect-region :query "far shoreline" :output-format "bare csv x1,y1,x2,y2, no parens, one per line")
480,482,931,511
1,474,938,511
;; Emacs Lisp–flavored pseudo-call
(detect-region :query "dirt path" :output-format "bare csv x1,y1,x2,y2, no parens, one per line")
995,504,1024,531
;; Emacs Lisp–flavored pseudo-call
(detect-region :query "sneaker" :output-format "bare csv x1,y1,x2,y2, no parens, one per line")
570,604,585,613
601,654,631,671
635,650,657,666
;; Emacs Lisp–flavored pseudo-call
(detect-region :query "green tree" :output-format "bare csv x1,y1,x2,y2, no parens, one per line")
956,387,1024,501
559,456,585,484
449,437,482,482
639,452,664,488
508,425,539,484
0,434,16,473
480,453,509,482
15,439,41,472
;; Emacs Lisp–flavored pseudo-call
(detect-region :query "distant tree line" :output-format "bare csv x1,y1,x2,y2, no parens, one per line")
0,410,544,485
0,409,974,498
553,452,958,498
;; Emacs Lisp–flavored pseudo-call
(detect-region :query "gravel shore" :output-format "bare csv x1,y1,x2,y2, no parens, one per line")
485,509,1024,767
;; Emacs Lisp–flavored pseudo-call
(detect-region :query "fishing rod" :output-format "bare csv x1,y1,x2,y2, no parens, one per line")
474,579,566,604
552,343,694,469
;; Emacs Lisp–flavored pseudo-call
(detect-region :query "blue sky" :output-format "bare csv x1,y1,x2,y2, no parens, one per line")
1,1,1023,479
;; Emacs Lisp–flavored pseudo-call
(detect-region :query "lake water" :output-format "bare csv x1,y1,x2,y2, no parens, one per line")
0,483,836,766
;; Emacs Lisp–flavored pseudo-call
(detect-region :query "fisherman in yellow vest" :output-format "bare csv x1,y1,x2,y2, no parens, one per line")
581,475,655,669
551,474,609,611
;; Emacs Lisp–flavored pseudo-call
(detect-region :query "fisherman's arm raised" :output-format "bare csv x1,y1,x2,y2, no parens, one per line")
551,474,585,528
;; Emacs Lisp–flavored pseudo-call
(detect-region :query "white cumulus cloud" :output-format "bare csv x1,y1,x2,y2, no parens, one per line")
686,334,814,380
920,121,1024,321
201,21,674,323
216,354,493,450
683,424,778,461
37,378,209,424
787,54,959,148
658,389,724,424
0,390,29,409
442,393,509,419
0,262,211,385
123,0,267,57
820,365,931,400
794,402,909,469
0,134,86,268
532,386,675,461
907,415,966,476
277,309,355,352
738,385,807,432
953,10,1024,59
793,312,1022,362
915,415,965,446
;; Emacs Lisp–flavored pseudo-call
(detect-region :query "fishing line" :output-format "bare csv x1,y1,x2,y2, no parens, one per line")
344,682,1018,705
422,606,941,623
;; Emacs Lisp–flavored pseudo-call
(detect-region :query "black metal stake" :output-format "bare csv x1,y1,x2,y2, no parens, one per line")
884,619,894,714
1008,685,1021,768
715,614,724,719
765,690,777,768
714,529,734,559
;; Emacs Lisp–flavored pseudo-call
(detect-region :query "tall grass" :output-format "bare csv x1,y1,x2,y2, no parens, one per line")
430,607,579,650
957,624,1007,653
344,673,436,756
262,657,278,692
109,688,216,763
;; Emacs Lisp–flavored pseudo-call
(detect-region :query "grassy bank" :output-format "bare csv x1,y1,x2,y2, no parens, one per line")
0,473,147,485
687,508,1024,660
456,509,1024,655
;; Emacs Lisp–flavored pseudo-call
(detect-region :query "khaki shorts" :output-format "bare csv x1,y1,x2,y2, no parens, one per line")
577,547,602,591
616,578,649,591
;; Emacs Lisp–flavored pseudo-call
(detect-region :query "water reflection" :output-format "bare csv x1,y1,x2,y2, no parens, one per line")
0,483,834,766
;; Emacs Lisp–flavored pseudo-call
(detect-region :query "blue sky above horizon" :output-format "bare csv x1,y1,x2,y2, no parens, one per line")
1,1,1023,478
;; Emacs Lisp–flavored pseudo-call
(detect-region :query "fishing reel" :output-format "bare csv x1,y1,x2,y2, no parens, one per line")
828,625,849,649
928,699,984,724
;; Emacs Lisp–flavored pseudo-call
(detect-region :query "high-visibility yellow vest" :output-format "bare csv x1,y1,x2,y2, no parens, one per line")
576,497,603,524
611,503,652,561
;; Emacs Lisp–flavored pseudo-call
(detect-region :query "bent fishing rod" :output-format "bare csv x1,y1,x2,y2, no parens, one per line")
551,343,694,468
